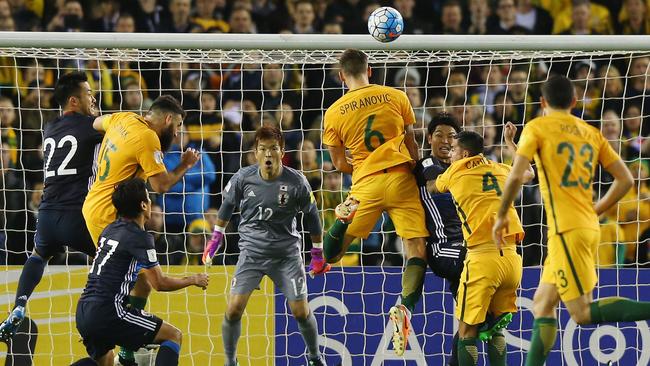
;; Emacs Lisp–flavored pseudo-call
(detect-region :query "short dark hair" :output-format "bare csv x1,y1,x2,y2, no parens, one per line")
541,75,575,109
149,95,186,119
455,130,484,157
428,112,461,135
339,49,368,77
53,71,88,108
112,178,149,219
254,125,285,149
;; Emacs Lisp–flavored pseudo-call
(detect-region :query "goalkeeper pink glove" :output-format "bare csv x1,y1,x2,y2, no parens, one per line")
202,225,225,266
308,247,331,277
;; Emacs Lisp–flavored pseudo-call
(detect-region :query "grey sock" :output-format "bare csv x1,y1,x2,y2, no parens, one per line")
222,316,241,366
297,311,321,360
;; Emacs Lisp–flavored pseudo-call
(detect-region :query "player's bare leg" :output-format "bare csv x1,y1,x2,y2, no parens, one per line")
288,299,325,366
526,283,560,366
223,293,253,366
118,274,152,365
389,236,427,356
152,321,183,366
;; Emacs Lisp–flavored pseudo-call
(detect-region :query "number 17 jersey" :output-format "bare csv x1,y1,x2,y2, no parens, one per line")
517,112,620,236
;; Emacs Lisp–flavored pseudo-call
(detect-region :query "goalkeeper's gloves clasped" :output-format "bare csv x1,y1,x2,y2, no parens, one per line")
202,225,225,266
308,247,331,278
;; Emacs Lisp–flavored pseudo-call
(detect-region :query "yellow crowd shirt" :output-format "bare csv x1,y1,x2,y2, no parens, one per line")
323,84,415,184
435,154,524,247
517,111,620,236
84,112,167,222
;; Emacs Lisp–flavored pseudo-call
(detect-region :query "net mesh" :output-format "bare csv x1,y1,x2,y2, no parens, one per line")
0,46,648,365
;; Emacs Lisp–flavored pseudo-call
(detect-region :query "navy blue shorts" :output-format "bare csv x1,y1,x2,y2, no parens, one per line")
76,300,163,360
34,209,96,258
426,243,467,299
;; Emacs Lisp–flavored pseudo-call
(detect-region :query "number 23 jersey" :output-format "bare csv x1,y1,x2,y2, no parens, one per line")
517,112,620,236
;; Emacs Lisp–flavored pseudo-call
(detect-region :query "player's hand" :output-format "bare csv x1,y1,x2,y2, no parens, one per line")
308,248,331,278
180,148,200,169
192,273,209,290
202,228,224,266
492,214,510,252
504,122,517,145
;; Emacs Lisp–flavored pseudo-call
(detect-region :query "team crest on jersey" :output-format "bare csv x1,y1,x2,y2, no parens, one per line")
278,186,289,207
153,150,164,165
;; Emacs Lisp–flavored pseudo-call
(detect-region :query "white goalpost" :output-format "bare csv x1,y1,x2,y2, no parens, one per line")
0,32,648,365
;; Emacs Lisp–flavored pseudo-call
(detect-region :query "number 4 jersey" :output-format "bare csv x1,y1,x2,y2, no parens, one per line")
435,155,524,248
40,112,103,211
517,111,620,236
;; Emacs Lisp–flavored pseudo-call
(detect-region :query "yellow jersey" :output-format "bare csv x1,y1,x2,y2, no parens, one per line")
517,111,620,236
323,84,415,184
83,112,167,222
436,154,524,247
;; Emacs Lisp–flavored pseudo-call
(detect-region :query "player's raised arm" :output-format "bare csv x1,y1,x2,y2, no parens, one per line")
148,147,200,193
92,114,112,132
142,265,209,291
404,124,420,162
503,121,535,183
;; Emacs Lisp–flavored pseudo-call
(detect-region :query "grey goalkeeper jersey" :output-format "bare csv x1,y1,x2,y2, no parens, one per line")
218,165,322,258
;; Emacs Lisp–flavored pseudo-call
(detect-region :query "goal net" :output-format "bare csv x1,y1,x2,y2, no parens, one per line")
0,34,648,365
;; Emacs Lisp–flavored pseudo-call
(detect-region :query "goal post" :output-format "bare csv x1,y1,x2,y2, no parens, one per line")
0,32,648,365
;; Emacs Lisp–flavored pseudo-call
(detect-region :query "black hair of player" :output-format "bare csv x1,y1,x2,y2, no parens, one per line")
427,112,461,135
339,49,368,77
455,130,484,157
53,71,88,108
112,178,149,219
541,75,575,110
254,125,285,149
149,95,186,119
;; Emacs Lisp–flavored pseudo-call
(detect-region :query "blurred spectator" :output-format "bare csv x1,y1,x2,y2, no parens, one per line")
325,0,365,34
439,0,464,34
469,65,506,115
160,0,195,33
192,0,229,33
0,96,18,165
128,0,165,32
393,0,431,34
446,69,469,103
120,79,150,112
515,0,553,34
47,0,85,32
623,103,646,158
618,0,650,35
602,109,624,153
405,87,431,144
394,67,421,88
275,102,301,150
292,0,317,34
114,12,135,33
627,55,650,96
468,0,491,34
146,203,184,265
89,0,120,32
322,20,342,34
554,0,613,35
158,126,216,233
598,65,625,114
183,218,211,265
504,66,535,122
572,60,601,119
84,59,113,109
487,0,531,34
229,7,255,33
0,141,27,264
296,139,320,190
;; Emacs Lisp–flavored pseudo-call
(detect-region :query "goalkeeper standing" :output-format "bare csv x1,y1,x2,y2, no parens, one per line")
202,126,329,366
321,49,429,356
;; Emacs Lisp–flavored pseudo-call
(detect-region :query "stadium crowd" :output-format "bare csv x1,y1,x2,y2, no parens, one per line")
0,0,648,268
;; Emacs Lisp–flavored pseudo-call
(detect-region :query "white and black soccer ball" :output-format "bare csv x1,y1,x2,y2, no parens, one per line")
367,6,404,43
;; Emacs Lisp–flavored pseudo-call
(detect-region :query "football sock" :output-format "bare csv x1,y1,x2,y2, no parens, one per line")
525,317,557,366
119,296,148,361
448,332,459,366
400,257,426,313
14,255,47,308
323,220,348,262
590,297,650,323
457,337,478,366
296,311,321,361
155,340,180,366
222,316,241,366
487,332,507,366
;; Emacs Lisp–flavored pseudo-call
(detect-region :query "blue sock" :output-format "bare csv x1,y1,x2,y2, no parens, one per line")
15,255,47,308
156,340,180,366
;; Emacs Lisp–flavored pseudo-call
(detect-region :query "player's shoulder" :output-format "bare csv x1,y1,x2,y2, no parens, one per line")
233,165,259,183
106,219,149,242
282,165,310,185
44,113,95,135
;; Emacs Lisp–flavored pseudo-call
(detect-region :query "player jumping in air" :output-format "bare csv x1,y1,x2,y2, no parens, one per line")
321,48,429,356
83,95,200,365
202,126,329,366
0,72,103,341
428,130,534,366
75,178,209,366
493,75,650,366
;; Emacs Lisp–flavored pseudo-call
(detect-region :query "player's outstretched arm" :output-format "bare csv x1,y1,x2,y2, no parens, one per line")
142,265,209,292
148,148,200,193
92,114,112,132
326,144,354,174
203,217,229,266
504,122,535,182
594,159,634,216
404,125,420,161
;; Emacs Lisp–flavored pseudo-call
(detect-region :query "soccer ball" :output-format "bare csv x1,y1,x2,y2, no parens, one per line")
367,7,404,43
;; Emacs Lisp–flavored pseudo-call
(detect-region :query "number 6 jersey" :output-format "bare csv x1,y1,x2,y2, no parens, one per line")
40,112,103,211
517,112,620,236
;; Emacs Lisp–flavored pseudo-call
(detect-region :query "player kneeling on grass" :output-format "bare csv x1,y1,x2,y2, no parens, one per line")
74,178,209,366
427,131,534,366
202,126,329,366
